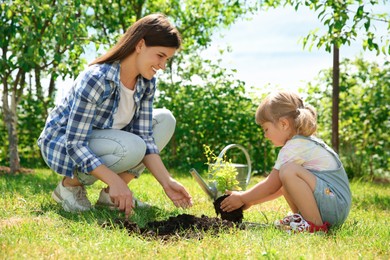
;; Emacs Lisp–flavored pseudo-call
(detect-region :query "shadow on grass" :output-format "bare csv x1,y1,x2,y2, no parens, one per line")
353,193,390,211
0,170,59,196
0,170,181,226
52,203,177,229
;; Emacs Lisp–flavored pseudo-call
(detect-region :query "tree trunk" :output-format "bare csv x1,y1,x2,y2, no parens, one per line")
332,44,340,153
2,83,21,174
1,66,25,174
6,109,20,174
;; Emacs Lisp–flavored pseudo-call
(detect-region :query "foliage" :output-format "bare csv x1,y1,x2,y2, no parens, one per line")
1,0,389,180
17,93,52,167
0,0,88,172
262,0,390,153
84,0,257,53
1,170,389,259
0,0,259,173
263,0,390,54
82,0,270,173
154,55,275,173
305,57,389,179
203,144,241,193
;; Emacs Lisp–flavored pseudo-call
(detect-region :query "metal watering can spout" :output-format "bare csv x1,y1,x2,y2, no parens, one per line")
189,168,218,200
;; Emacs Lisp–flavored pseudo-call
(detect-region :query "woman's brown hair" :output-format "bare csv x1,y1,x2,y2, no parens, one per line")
90,13,181,65
255,91,317,136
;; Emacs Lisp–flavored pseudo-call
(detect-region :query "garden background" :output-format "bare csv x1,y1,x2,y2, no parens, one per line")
1,0,389,180
0,1,389,258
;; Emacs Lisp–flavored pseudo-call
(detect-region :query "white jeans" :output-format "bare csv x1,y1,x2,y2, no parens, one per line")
76,108,175,185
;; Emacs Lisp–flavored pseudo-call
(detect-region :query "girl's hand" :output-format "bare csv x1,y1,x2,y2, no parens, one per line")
163,178,193,209
220,190,245,212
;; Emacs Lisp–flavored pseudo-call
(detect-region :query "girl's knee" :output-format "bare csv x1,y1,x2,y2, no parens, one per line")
279,162,296,175
279,163,302,182
279,163,317,191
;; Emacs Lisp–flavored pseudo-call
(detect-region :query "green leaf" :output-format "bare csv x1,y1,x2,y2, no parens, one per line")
6,9,12,19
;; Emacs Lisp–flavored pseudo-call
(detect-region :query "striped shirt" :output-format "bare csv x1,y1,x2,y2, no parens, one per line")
37,61,159,177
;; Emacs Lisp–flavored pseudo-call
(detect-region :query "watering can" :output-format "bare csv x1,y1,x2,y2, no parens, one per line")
190,144,252,200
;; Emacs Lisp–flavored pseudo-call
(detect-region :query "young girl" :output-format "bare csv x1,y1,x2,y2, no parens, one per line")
38,14,192,218
220,91,351,233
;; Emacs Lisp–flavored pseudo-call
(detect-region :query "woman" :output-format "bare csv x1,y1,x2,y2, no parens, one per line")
38,13,192,218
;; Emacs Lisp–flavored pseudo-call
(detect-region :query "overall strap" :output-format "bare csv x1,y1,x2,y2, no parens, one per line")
292,135,342,167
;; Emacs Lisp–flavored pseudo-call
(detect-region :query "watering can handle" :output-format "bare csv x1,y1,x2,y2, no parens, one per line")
218,144,252,187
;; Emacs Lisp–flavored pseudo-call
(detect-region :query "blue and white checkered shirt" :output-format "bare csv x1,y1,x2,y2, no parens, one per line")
38,61,159,177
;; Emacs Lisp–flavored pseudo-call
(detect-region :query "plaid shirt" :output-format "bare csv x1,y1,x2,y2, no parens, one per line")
38,61,159,177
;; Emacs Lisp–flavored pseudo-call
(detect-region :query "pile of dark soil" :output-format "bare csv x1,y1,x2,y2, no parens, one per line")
103,213,239,240
102,195,246,240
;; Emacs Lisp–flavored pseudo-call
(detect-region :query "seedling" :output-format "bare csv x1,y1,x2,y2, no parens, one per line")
204,144,241,194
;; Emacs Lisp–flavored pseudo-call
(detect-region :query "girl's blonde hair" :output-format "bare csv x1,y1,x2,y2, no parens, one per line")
255,91,317,136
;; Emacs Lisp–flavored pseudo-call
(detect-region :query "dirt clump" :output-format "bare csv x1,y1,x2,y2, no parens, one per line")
213,194,244,223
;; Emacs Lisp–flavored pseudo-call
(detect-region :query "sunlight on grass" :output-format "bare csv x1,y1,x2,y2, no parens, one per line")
0,170,389,259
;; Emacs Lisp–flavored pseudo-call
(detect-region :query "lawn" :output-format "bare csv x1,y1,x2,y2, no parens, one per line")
1,169,389,259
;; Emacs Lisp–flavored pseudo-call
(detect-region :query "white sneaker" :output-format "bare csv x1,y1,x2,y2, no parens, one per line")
96,189,151,209
51,180,92,212
289,215,311,232
274,213,299,230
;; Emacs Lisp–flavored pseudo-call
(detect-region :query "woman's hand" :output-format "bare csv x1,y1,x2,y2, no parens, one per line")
163,178,193,209
90,165,134,218
143,154,193,208
108,181,134,218
220,190,246,212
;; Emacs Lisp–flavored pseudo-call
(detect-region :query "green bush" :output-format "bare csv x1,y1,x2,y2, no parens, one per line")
305,57,389,180
155,55,275,174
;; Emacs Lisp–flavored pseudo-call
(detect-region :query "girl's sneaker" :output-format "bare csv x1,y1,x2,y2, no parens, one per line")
289,214,330,233
275,213,330,234
274,213,303,231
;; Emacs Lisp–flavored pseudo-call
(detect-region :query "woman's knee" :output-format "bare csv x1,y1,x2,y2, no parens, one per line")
121,134,146,163
89,129,146,170
153,108,176,133
152,109,176,150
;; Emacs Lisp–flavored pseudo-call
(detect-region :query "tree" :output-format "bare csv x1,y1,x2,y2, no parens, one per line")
72,0,266,171
155,55,275,173
306,57,389,180
83,0,258,64
0,0,88,173
1,0,261,172
262,0,390,152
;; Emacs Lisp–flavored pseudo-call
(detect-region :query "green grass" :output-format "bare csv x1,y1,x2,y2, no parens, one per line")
1,169,389,259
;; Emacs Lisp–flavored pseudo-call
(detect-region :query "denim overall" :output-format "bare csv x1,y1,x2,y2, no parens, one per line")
293,135,352,226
